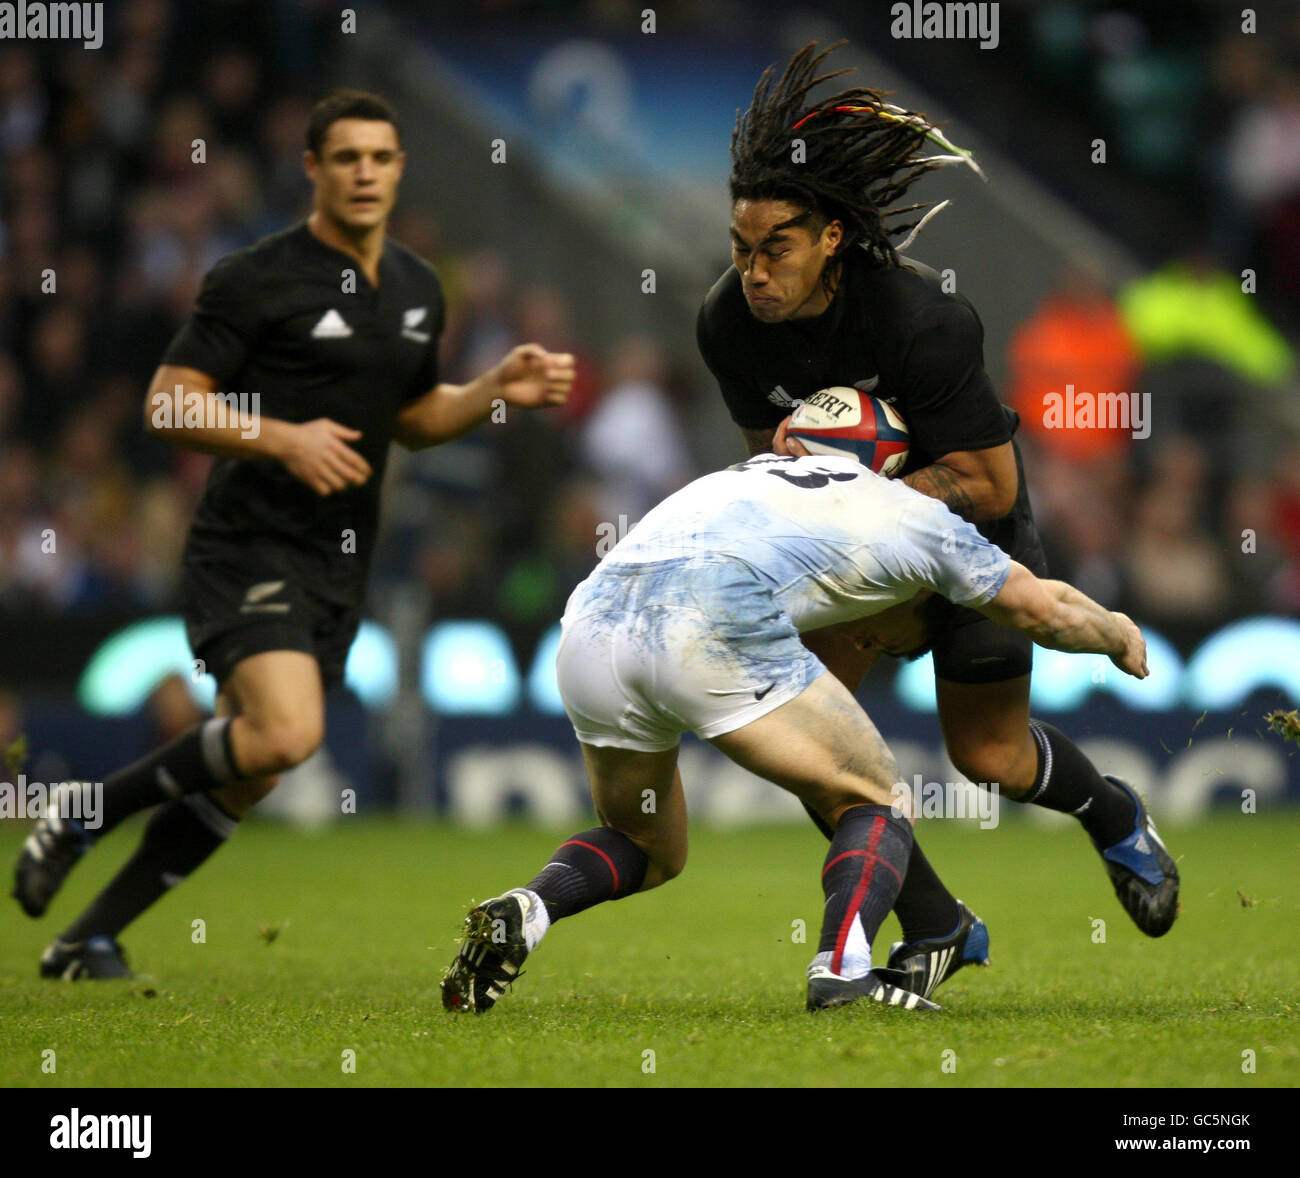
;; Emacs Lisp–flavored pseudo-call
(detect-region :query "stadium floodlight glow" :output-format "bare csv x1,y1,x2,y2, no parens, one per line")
895,645,1110,713
1027,628,1185,712
1184,616,1300,709
78,616,216,716
894,624,1185,713
1025,646,1094,712
527,622,566,715
895,652,938,711
421,621,521,715
343,620,399,709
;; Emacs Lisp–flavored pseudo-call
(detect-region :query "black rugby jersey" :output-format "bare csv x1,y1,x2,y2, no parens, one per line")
162,222,445,602
697,249,1016,476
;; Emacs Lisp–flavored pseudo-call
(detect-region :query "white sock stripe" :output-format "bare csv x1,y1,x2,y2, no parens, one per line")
1023,720,1053,804
839,912,873,980
155,766,182,799
200,718,238,783
512,888,551,952
182,792,239,840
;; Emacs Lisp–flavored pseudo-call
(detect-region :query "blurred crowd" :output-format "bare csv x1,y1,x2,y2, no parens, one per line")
1009,0,1300,335
0,1,336,616
370,223,694,658
0,0,1296,679
1009,259,1299,654
0,1,696,665
997,3,1300,650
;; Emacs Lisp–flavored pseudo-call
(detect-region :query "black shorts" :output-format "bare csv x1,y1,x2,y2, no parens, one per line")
180,541,362,691
930,441,1048,685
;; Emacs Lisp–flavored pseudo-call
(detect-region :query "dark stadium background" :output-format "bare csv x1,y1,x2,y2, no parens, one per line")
0,0,1296,827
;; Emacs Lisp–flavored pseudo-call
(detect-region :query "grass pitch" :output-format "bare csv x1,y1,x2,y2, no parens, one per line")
1,814,1296,1088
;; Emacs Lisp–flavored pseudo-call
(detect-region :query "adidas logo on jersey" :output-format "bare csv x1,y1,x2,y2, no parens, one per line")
311,309,353,339
401,306,430,343
767,376,894,409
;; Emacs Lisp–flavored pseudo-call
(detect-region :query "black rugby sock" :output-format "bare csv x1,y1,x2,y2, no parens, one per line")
526,827,649,922
1020,719,1137,847
801,800,835,839
890,840,962,943
817,805,913,975
805,801,957,944
91,719,244,837
59,794,239,943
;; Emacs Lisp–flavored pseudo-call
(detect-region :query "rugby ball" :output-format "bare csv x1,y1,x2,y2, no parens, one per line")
787,386,910,477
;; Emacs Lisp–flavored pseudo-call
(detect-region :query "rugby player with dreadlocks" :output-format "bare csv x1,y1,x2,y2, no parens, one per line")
696,42,1179,1000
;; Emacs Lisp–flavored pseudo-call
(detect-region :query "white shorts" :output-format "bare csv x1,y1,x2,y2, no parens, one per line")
556,554,825,752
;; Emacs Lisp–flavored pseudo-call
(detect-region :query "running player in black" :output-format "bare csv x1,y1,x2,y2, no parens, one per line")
13,90,574,978
697,43,1178,998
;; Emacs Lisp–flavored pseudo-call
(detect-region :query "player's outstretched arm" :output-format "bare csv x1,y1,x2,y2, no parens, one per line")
393,343,573,449
144,365,373,497
976,562,1149,678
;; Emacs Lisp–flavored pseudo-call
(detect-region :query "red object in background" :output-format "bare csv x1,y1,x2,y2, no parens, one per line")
1274,486,1300,559
1008,289,1140,461
555,351,601,424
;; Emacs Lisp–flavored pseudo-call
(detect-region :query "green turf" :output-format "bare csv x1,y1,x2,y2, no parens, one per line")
1,814,1296,1088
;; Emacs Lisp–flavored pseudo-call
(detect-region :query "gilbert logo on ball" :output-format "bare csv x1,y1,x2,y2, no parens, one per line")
788,387,910,476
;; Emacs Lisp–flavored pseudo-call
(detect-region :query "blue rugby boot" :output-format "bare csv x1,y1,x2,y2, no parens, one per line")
878,901,990,1000
1093,775,1179,937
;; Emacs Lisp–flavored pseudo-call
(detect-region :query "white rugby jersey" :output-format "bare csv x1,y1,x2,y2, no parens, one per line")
603,453,1010,632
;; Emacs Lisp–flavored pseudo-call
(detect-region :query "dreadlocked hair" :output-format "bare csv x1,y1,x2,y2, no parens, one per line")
729,40,982,279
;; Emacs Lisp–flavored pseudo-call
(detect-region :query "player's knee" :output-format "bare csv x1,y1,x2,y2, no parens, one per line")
271,722,323,770
655,844,687,882
240,716,323,774
948,740,1034,798
833,770,901,816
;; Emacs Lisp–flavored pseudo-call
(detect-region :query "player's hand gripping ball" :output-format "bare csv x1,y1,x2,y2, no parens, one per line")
786,386,910,476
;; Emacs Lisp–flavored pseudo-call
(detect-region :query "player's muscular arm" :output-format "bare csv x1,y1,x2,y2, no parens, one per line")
902,443,1018,524
740,426,777,457
978,562,1148,678
393,343,573,449
144,365,372,497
